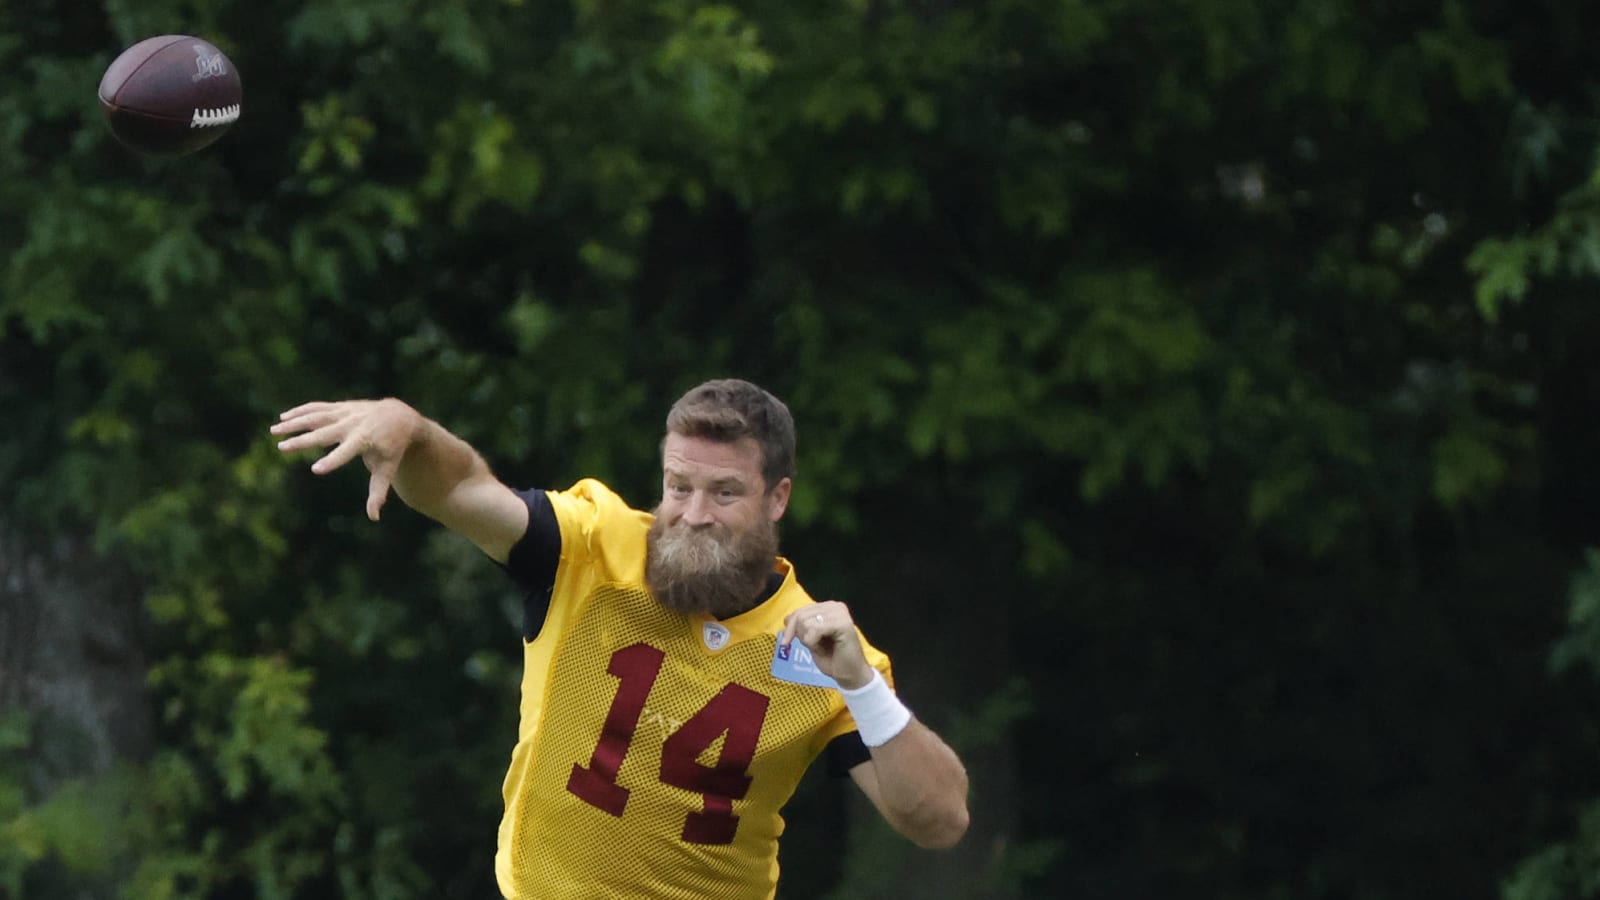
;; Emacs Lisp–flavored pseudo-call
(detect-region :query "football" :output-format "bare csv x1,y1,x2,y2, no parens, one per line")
98,35,242,156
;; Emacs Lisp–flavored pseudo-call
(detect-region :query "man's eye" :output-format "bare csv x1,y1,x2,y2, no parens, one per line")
670,483,691,495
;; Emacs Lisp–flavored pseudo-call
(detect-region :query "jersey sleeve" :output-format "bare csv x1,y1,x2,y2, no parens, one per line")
501,479,650,640
544,477,651,559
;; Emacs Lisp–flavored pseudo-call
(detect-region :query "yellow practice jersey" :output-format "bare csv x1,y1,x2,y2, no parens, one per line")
495,478,893,900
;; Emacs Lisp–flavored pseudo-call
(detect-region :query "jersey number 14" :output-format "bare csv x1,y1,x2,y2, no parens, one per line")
567,643,771,845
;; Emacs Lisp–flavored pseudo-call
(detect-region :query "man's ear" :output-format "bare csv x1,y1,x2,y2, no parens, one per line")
767,477,792,521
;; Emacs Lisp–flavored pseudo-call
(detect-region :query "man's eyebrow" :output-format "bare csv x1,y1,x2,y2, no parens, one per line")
662,468,747,489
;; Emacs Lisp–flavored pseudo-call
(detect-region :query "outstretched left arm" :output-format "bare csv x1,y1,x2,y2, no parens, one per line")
781,601,971,849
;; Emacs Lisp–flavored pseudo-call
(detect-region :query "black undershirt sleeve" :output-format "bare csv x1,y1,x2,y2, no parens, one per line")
825,730,871,776
501,488,561,641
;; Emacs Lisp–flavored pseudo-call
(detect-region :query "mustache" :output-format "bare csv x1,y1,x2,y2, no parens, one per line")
645,515,778,617
653,523,732,566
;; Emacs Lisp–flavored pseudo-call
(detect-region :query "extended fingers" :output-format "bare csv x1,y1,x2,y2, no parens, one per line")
366,470,393,521
271,406,343,438
311,436,366,475
276,401,336,421
272,402,371,459
273,422,348,454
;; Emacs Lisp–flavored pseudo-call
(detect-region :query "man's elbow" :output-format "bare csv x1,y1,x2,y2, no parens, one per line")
893,785,970,849
909,803,970,849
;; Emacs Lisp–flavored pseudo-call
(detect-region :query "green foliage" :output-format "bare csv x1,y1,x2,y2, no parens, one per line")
1502,803,1600,900
1468,192,1600,323
1550,550,1600,683
4,0,1600,897
0,712,38,898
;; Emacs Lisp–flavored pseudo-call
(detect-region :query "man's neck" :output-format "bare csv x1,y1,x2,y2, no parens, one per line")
717,569,786,620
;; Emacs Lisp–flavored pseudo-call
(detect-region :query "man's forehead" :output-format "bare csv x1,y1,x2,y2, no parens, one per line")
662,433,763,480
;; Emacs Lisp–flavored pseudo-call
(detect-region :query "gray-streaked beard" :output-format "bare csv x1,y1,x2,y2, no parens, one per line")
645,514,779,618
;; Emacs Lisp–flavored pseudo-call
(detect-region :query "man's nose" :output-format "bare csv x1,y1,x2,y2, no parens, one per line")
682,491,716,526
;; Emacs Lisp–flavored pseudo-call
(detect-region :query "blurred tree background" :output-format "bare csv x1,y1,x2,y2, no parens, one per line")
4,0,1600,897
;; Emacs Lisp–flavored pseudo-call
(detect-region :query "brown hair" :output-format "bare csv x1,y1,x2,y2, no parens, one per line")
664,379,796,489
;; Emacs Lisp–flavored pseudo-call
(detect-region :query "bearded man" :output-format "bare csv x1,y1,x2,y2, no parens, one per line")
272,378,969,900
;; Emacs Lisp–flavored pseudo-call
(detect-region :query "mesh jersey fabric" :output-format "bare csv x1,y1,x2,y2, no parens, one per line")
495,478,893,900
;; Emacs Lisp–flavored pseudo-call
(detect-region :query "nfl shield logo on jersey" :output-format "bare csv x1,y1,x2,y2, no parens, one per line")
702,621,731,651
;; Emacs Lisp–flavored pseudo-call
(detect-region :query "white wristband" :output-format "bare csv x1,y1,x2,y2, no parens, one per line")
840,670,912,748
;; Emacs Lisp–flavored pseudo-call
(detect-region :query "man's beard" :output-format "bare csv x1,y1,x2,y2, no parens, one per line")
645,514,779,618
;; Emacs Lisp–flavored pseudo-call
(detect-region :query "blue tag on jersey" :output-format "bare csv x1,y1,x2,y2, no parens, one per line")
771,639,841,689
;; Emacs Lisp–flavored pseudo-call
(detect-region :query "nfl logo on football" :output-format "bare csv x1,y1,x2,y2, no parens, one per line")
191,45,227,81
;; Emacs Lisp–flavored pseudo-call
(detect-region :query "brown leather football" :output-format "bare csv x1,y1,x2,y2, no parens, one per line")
98,35,242,156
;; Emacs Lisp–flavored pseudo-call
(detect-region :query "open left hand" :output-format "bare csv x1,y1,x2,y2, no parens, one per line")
780,600,875,690
271,399,420,521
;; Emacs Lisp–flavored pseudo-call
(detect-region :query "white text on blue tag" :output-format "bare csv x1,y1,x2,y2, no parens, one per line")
771,639,841,688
